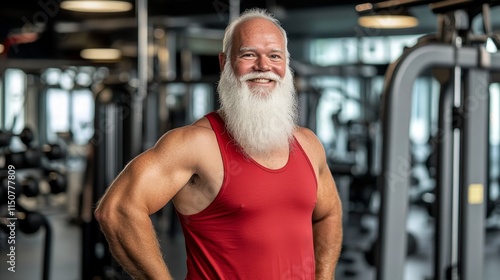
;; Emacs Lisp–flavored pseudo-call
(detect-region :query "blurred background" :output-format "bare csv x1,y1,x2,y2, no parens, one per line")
0,0,499,279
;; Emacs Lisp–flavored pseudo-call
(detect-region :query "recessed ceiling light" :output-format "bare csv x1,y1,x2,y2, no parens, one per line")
61,1,133,13
81,48,122,60
355,3,419,29
358,14,419,29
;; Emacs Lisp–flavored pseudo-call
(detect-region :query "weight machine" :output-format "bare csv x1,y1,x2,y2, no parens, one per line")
359,0,500,279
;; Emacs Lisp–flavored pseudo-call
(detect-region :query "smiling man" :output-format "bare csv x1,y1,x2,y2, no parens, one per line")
95,8,343,280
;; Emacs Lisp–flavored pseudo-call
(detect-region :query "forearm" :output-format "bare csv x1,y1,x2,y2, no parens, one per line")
313,215,343,280
97,209,173,280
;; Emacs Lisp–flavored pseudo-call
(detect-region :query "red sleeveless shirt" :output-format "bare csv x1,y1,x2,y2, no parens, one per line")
177,112,318,279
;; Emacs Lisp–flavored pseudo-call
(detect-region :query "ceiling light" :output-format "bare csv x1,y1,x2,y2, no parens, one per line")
81,48,121,60
358,14,419,29
356,3,419,29
61,1,133,13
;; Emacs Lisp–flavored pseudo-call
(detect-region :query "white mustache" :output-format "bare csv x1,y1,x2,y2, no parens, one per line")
239,72,281,82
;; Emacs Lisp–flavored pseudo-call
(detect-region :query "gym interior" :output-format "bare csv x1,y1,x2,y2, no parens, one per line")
1,1,500,279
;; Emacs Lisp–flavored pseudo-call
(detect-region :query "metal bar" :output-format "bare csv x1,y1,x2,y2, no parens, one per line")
1,70,4,129
459,68,488,280
137,0,148,99
355,0,434,13
229,0,240,22
379,42,496,279
131,0,148,158
378,42,455,280
157,30,177,81
0,59,92,72
434,73,455,280
429,0,478,14
450,65,462,280
41,214,52,280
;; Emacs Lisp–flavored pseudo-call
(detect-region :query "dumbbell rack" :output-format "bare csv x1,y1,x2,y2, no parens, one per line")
19,204,52,280
0,127,68,280
0,171,53,280
374,1,500,280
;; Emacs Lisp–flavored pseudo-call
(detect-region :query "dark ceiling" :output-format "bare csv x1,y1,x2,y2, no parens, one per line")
0,0,463,63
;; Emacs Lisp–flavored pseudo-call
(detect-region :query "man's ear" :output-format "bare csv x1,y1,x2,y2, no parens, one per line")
218,52,226,72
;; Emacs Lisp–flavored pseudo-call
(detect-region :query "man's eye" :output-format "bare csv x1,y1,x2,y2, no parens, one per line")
270,54,283,60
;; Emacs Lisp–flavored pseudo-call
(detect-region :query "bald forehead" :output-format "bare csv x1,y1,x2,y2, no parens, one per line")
232,18,285,50
235,18,282,35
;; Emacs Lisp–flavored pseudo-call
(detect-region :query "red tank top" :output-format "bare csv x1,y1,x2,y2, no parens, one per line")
177,112,318,280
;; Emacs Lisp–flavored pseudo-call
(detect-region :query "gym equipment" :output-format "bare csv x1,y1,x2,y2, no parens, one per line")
21,176,40,197
19,127,35,146
364,232,418,267
4,146,65,169
366,1,500,279
16,205,53,280
0,201,60,280
0,126,36,147
4,150,26,167
4,148,42,168
19,211,44,234
0,115,67,279
24,147,43,167
41,143,66,160
0,130,13,147
47,170,67,194
81,82,134,280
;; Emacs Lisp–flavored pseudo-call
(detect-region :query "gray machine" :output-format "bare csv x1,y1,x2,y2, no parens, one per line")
363,0,500,279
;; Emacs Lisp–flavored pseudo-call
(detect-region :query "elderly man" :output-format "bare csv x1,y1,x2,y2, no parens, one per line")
95,8,342,280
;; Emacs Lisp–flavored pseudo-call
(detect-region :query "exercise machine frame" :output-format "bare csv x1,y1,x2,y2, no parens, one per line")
377,3,499,280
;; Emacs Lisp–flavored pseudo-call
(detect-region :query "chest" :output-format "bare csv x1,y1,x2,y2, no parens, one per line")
211,148,318,219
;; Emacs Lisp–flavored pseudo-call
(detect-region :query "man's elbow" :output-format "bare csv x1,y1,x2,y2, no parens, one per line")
94,199,118,230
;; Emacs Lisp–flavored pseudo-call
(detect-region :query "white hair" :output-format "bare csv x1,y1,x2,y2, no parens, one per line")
217,56,298,157
221,8,289,63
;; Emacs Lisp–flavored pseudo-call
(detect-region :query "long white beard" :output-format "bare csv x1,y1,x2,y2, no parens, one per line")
217,62,298,156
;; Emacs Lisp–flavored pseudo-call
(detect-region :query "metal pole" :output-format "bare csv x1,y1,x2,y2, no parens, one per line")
434,71,455,280
41,214,52,280
459,67,488,280
377,43,474,280
229,0,240,22
132,0,148,157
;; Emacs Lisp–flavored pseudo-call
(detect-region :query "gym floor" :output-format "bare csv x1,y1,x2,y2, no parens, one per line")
1,199,500,280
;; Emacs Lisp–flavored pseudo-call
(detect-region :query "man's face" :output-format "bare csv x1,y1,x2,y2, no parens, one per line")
222,18,287,94
216,19,297,156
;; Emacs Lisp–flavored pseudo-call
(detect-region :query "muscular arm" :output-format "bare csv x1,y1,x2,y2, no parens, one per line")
298,128,343,280
313,159,343,280
94,126,204,279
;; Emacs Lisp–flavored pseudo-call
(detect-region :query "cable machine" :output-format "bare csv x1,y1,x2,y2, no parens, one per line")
365,0,500,279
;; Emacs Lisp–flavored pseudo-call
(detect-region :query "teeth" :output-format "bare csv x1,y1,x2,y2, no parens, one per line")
253,78,270,83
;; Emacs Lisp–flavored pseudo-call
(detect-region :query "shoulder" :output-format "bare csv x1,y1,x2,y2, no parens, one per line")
294,126,326,157
139,116,216,168
154,117,214,152
293,126,328,171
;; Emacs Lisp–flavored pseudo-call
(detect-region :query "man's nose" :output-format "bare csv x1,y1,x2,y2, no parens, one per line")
253,56,271,71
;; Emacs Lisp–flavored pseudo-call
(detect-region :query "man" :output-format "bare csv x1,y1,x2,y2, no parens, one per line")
95,8,342,280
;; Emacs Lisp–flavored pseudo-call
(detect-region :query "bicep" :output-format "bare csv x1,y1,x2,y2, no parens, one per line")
305,133,341,222
295,127,342,221
313,160,341,222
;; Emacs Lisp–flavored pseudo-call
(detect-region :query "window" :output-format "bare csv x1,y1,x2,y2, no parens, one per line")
42,67,97,144
3,69,26,134
46,88,70,142
71,89,95,144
